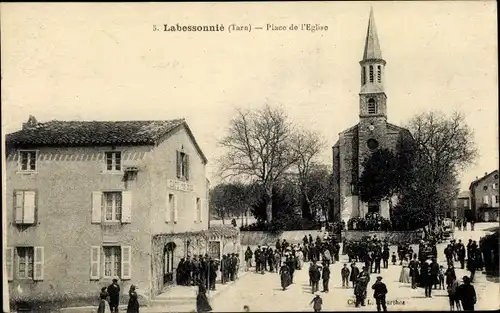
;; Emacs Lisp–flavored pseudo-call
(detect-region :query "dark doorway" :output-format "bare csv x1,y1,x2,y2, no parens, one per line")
368,201,380,214
163,242,176,285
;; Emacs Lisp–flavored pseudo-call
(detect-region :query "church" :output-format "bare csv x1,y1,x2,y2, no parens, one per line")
332,9,413,223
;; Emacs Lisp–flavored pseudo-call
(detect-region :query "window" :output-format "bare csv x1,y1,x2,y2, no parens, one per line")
494,195,499,205
483,185,488,191
165,193,177,222
369,65,374,82
361,67,366,85
196,197,202,222
366,139,379,150
493,183,498,189
483,195,490,205
19,151,37,172
103,246,121,278
104,192,122,222
105,152,122,172
14,191,36,225
176,151,190,180
17,247,34,279
452,200,457,207
464,199,469,207
367,98,377,114
377,65,382,83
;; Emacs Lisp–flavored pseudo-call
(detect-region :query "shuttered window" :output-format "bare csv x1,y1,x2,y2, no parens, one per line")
92,245,132,280
14,191,36,224
176,151,190,180
104,246,121,278
105,152,122,172
19,150,37,172
17,247,34,279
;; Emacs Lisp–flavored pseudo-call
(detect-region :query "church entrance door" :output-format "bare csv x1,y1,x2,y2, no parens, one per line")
368,201,380,215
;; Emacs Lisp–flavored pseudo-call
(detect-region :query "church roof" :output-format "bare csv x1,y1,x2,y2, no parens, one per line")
362,8,383,61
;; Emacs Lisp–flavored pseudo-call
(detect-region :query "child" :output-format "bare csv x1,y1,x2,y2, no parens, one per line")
310,293,323,312
391,252,397,265
438,265,445,290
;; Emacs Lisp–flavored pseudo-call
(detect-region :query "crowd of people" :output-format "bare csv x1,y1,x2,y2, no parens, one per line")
96,279,139,313
347,213,392,231
175,253,240,291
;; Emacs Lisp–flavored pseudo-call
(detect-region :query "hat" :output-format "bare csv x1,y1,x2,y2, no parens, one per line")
376,276,383,280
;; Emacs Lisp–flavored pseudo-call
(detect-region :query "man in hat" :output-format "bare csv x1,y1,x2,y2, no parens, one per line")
456,276,476,311
350,263,360,289
309,260,321,294
107,278,120,313
372,276,388,312
341,263,350,288
322,262,330,293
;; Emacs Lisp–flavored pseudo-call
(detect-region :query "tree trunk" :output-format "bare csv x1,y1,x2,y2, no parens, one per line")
300,189,312,221
388,196,393,224
265,184,273,222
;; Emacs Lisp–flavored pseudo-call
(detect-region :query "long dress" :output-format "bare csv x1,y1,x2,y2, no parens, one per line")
126,291,140,313
298,251,304,269
196,292,212,313
97,292,110,313
399,260,411,283
280,265,291,290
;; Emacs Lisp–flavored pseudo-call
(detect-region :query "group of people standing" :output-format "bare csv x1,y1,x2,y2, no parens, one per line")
97,279,139,313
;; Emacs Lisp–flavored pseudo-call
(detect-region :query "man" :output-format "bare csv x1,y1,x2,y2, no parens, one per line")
350,263,360,289
323,248,331,267
259,249,266,274
456,276,476,311
209,258,218,291
185,256,193,285
457,240,466,269
354,275,368,307
221,255,228,284
382,245,390,269
107,279,120,313
467,253,476,282
409,255,420,289
309,261,321,294
245,247,253,271
374,250,382,274
372,276,388,312
341,264,350,288
192,256,201,285
254,246,261,273
322,262,330,293
431,257,440,290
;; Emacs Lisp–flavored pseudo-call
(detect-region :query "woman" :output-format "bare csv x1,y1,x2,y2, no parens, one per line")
196,284,212,313
126,285,139,313
97,287,110,313
279,263,291,290
399,256,411,284
297,249,304,270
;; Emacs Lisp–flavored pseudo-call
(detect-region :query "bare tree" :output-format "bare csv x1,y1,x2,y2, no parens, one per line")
218,104,298,222
291,130,325,220
406,110,478,222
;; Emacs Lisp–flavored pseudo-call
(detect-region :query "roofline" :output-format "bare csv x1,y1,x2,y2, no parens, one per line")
469,169,499,190
155,121,208,165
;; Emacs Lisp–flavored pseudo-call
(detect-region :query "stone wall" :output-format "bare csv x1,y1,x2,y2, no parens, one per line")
342,230,424,245
240,230,328,246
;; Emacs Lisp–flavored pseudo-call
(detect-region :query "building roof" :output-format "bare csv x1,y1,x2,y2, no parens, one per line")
6,117,208,164
469,169,499,191
362,8,383,60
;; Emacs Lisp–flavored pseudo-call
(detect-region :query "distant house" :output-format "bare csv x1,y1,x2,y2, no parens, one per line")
449,191,470,219
469,170,500,222
4,116,238,309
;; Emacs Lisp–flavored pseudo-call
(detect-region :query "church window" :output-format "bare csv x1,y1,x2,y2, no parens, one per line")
367,98,377,114
369,65,374,83
377,65,382,83
367,139,379,151
362,67,366,85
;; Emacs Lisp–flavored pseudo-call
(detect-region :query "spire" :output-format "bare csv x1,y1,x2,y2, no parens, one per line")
362,8,383,60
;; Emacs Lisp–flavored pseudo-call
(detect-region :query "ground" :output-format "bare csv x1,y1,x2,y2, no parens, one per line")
210,223,499,312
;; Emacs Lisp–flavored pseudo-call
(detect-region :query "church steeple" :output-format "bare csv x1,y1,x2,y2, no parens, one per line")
359,8,387,118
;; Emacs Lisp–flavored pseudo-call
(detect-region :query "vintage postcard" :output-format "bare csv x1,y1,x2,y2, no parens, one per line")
1,2,498,313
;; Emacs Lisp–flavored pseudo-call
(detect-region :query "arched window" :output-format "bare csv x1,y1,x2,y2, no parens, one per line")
362,67,366,85
369,65,374,83
368,98,377,114
377,65,382,83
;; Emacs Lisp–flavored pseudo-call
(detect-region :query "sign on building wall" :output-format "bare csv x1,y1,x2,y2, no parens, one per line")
167,179,194,192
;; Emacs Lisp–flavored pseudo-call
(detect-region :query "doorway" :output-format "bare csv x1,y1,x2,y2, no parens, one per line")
163,242,176,285
367,201,380,215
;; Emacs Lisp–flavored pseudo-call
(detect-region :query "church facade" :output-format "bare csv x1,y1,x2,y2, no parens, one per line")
332,9,413,223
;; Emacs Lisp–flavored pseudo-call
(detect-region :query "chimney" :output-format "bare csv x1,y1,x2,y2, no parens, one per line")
476,176,478,180
22,115,38,130
485,172,488,177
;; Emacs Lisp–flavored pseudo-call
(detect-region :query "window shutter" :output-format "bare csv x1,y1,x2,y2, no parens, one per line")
194,197,198,222
173,195,178,222
200,199,204,222
484,195,490,205
165,194,171,223
121,246,132,280
90,246,101,280
14,191,24,223
6,247,14,281
176,151,181,178
185,154,190,181
121,191,132,223
91,192,102,224
23,191,36,224
33,246,44,281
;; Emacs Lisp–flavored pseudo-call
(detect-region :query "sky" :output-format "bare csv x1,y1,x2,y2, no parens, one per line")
1,1,498,191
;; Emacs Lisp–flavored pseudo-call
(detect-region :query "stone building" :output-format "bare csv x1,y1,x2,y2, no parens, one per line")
469,170,499,222
4,116,238,310
332,9,413,223
449,191,471,219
